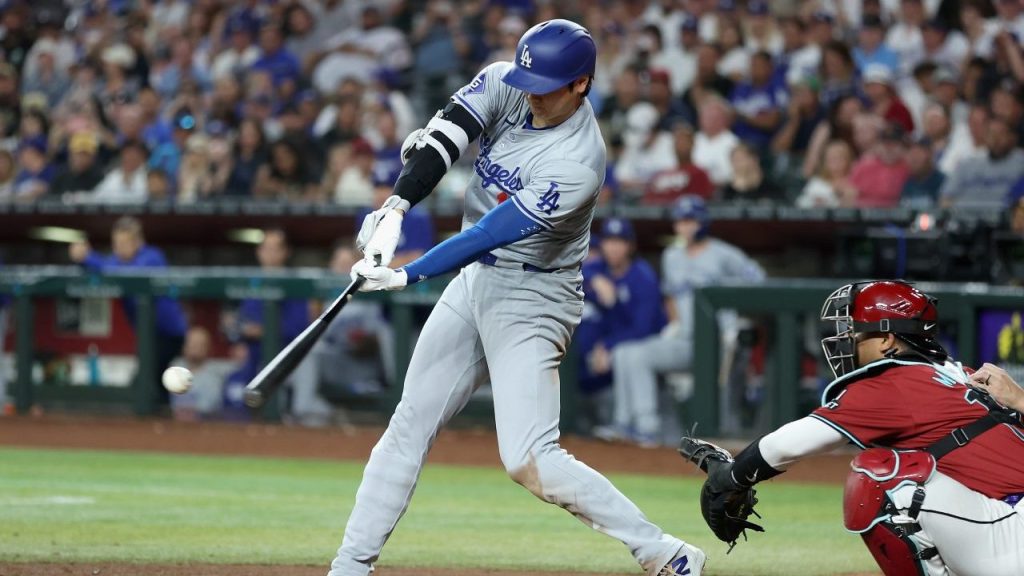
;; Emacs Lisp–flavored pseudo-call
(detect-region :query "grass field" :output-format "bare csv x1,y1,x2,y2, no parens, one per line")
0,447,875,575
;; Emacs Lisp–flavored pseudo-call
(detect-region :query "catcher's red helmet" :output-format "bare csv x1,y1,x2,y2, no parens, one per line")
820,281,946,378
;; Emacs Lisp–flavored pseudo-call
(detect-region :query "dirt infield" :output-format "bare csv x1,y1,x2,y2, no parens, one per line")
0,415,864,576
0,415,853,482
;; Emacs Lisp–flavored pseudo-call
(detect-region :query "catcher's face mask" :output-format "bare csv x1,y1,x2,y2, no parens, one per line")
821,283,859,379
820,281,944,379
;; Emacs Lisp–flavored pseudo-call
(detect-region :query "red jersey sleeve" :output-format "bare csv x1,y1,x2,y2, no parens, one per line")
811,376,910,448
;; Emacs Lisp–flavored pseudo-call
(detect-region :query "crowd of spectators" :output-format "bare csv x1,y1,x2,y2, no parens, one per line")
0,0,1021,214
4,0,1024,425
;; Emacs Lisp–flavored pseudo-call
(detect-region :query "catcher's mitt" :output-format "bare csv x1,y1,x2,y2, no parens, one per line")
679,432,764,551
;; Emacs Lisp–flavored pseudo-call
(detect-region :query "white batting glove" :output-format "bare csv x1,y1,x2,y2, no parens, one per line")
356,195,409,267
351,259,408,292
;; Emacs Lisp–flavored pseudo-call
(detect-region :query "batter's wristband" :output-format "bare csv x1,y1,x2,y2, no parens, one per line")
731,437,783,488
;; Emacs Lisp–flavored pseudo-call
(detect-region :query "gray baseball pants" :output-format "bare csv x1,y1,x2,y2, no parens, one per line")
328,262,686,576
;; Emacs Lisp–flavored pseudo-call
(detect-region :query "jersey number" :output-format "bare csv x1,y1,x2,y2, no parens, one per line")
536,182,560,215
943,368,1024,445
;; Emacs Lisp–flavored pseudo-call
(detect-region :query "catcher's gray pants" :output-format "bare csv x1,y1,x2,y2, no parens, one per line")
328,263,686,576
611,334,692,438
889,471,1024,576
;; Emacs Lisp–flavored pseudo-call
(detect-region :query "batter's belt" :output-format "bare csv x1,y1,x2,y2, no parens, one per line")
477,252,579,274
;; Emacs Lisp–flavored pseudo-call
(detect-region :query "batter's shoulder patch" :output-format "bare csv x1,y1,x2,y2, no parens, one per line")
463,72,487,96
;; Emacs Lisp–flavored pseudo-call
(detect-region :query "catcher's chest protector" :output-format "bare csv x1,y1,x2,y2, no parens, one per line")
844,448,937,576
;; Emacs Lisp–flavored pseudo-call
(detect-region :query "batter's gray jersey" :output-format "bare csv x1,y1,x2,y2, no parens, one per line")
329,64,695,576
453,61,606,269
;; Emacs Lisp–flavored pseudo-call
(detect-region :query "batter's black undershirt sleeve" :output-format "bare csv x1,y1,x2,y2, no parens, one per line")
393,147,446,207
394,102,483,208
730,437,784,488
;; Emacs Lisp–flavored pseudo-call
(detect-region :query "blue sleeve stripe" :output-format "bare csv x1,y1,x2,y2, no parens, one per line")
401,200,544,284
511,193,553,230
808,413,868,449
401,225,493,284
452,95,485,128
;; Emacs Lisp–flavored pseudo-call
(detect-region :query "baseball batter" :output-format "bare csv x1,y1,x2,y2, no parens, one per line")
695,281,1024,575
326,20,704,576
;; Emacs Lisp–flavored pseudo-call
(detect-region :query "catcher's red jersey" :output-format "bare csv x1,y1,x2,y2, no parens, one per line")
812,360,1024,499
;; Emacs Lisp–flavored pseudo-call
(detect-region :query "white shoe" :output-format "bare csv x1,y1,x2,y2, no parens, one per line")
659,543,705,576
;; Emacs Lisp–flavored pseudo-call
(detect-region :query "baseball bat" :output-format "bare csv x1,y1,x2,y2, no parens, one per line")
244,275,366,408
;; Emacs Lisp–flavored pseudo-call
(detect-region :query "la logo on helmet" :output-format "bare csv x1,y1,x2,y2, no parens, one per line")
520,44,532,68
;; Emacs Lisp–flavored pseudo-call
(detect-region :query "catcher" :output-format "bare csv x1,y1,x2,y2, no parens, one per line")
680,280,1024,575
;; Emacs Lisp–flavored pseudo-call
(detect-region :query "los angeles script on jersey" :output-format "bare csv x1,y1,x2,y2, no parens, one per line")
475,135,525,194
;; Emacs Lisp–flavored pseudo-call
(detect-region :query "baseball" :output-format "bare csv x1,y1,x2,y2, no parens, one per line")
161,366,193,394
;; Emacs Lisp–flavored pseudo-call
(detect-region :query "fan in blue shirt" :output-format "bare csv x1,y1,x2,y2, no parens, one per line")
251,22,301,91
71,218,187,338
69,217,188,408
729,51,788,149
852,15,900,74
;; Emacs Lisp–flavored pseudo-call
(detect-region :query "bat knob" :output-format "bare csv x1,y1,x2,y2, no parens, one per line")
243,388,266,408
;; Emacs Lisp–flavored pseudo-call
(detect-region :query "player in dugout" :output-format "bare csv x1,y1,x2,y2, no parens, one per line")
684,280,1024,575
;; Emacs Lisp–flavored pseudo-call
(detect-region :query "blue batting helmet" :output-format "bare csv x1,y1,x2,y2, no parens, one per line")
671,195,711,240
500,19,596,95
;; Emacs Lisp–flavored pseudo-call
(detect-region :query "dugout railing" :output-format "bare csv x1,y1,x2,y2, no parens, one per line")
691,280,1024,437
0,267,586,427
0,267,442,419
3,270,1022,437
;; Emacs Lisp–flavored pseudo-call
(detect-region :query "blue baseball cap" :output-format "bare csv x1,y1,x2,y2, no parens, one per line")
812,11,835,25
681,16,699,32
205,119,228,137
671,194,709,221
747,0,770,15
18,135,47,155
600,218,635,242
225,15,254,36
296,89,319,104
671,195,711,240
